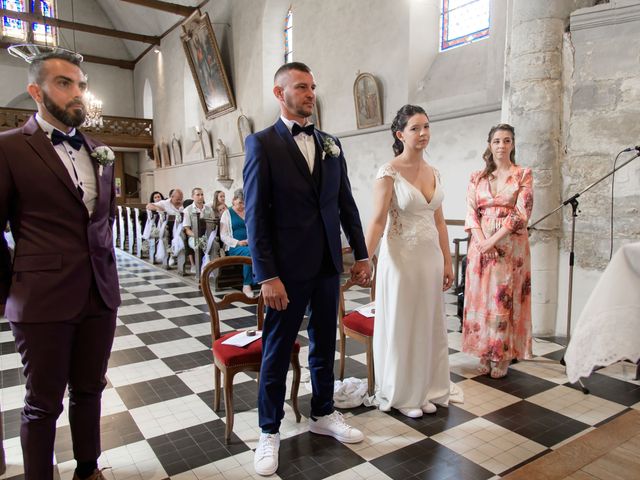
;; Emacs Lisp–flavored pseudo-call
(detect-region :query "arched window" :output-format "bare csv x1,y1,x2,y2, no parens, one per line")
31,0,57,45
440,0,490,51
1,0,26,40
1,0,57,45
284,7,292,63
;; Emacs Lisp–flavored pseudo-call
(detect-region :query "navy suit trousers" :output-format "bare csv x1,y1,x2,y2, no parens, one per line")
258,273,340,433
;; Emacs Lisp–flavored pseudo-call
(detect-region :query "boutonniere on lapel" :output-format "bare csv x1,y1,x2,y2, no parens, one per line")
322,137,341,160
91,146,115,177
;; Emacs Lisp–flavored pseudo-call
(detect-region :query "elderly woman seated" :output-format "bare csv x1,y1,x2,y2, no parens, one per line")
220,188,254,297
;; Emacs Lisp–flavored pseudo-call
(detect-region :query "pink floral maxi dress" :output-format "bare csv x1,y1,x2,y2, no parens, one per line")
462,167,534,362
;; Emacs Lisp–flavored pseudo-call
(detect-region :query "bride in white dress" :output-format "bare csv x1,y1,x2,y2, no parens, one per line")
365,105,453,418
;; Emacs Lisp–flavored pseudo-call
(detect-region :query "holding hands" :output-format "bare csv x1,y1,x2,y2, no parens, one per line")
351,260,372,287
476,237,499,261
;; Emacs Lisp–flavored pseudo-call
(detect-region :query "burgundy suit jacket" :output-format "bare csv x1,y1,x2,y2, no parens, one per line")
0,115,120,323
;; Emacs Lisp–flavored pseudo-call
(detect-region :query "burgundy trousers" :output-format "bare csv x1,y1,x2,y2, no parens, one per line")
10,281,116,480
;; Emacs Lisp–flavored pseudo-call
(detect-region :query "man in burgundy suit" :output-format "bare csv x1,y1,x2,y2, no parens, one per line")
0,51,120,480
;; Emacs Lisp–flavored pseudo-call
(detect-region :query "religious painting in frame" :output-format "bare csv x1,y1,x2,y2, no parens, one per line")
353,73,382,129
181,10,236,119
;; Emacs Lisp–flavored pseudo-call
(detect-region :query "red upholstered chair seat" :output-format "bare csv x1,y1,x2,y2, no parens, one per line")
342,312,374,337
213,331,301,367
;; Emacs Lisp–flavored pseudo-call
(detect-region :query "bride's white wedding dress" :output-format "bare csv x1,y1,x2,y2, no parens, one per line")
373,163,450,411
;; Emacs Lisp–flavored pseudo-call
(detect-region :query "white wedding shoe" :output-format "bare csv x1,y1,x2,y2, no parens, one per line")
421,402,437,414
242,285,254,298
398,408,423,418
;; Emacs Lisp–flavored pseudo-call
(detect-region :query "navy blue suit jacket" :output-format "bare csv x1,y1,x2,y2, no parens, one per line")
243,119,367,283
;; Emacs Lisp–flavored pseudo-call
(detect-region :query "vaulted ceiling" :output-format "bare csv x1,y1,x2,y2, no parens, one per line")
1,0,207,69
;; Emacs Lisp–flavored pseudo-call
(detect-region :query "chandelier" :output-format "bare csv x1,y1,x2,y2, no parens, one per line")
82,90,103,129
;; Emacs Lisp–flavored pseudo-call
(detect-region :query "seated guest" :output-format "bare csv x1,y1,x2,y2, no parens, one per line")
142,191,165,234
147,189,184,266
149,191,165,203
146,188,183,216
220,188,254,297
183,188,215,273
209,190,226,212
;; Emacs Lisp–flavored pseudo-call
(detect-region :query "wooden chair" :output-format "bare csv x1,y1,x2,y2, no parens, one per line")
201,256,301,442
338,256,377,396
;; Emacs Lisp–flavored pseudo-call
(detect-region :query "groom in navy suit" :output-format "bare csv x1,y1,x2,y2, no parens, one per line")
244,62,371,476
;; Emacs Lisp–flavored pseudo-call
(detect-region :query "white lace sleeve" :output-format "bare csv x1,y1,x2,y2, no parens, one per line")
376,163,396,180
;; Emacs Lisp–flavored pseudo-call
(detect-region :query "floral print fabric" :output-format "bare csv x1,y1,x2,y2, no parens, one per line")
462,167,534,362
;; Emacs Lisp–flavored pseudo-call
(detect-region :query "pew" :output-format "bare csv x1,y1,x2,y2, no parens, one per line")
134,208,143,258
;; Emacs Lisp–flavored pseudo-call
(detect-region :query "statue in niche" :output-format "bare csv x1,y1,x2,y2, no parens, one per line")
160,139,171,167
237,114,252,152
171,134,183,165
216,139,229,180
195,125,206,160
201,122,213,158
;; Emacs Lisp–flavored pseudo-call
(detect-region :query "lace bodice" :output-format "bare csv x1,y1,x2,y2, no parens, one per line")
376,163,443,246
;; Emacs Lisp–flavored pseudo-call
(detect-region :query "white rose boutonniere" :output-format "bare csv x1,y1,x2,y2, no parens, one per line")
322,137,341,160
91,146,115,176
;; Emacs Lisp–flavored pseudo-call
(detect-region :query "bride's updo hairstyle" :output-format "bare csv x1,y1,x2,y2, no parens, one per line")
391,104,428,157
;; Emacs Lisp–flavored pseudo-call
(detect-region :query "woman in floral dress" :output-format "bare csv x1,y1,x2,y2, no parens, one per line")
462,124,534,379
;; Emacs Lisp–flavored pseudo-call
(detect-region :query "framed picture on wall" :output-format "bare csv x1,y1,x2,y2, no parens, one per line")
353,73,382,129
181,10,236,119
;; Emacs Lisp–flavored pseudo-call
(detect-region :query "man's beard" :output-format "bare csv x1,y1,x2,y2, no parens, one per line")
42,91,86,128
284,95,313,119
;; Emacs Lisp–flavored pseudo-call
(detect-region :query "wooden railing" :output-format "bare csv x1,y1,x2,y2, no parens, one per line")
0,107,153,149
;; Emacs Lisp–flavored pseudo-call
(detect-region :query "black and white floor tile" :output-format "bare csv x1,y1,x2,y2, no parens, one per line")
1,251,640,479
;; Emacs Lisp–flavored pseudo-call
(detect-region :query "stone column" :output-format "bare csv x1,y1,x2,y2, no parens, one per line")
503,1,593,335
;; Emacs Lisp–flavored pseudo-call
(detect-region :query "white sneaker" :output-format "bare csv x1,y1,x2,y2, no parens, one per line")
309,411,364,443
399,408,423,418
254,432,280,476
421,402,437,414
242,285,254,298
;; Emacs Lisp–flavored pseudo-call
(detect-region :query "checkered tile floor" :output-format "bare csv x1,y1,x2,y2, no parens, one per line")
1,251,640,479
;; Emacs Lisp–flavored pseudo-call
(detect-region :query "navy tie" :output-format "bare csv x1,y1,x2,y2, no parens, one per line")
51,129,84,150
291,123,315,137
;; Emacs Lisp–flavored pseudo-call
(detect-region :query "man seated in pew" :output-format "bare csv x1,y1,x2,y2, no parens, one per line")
146,188,183,216
146,189,184,267
183,187,215,274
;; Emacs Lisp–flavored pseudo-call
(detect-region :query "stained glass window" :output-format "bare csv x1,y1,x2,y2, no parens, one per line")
1,0,26,40
1,0,56,44
284,7,293,63
31,0,56,45
440,0,490,51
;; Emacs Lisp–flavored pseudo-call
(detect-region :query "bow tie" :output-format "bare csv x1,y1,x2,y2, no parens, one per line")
291,123,314,137
51,129,84,150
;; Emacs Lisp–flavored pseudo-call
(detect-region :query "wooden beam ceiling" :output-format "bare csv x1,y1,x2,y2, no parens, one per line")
0,41,135,70
0,9,160,45
119,0,197,17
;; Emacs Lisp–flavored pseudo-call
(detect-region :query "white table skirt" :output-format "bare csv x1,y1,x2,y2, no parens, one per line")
565,242,640,383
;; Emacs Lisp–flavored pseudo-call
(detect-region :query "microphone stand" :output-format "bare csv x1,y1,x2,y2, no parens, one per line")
529,149,640,393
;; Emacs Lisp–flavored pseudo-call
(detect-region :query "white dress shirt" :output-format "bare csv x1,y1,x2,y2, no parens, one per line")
182,202,214,232
153,198,183,217
36,114,98,216
280,115,316,173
